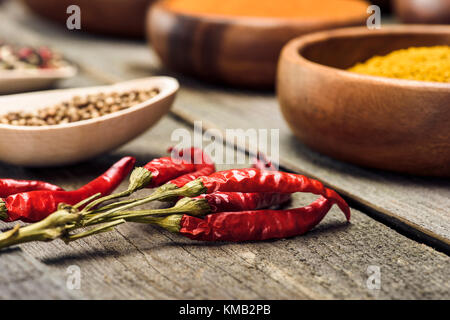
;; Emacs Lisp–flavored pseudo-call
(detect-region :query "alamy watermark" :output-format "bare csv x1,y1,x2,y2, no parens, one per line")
367,5,381,30
170,121,280,168
366,265,381,290
66,265,81,290
66,5,81,30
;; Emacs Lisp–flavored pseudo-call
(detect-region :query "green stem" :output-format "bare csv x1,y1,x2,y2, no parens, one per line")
63,219,126,243
73,193,102,209
129,214,183,233
82,167,153,212
0,209,81,250
82,189,132,212
91,198,136,213
0,201,7,221
83,180,206,226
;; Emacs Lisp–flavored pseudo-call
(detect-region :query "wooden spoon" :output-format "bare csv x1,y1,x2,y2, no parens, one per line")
0,65,76,94
0,77,178,166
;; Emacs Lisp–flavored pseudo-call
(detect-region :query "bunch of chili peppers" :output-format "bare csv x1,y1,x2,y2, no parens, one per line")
0,147,350,250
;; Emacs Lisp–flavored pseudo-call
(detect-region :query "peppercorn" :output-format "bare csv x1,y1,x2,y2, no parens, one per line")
0,89,160,126
0,42,65,70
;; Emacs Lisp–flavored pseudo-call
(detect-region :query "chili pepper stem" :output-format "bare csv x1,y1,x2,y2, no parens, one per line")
135,214,183,233
0,208,81,249
82,167,153,212
84,179,207,226
0,201,7,221
73,192,102,209
62,219,126,243
97,198,211,224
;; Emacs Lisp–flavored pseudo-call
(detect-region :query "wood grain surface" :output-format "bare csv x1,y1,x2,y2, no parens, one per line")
3,3,446,251
0,0,449,299
1,116,449,299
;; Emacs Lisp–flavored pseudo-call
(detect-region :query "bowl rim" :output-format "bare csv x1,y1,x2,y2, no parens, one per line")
0,76,179,132
281,24,450,90
0,65,77,80
150,0,368,28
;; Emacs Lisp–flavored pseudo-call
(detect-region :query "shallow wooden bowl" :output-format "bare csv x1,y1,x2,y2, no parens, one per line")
277,25,450,177
147,0,368,88
21,0,156,37
0,77,178,167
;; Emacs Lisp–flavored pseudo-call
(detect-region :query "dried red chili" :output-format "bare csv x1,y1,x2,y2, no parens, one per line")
179,168,350,220
142,156,195,188
0,157,135,222
194,192,291,214
69,147,216,225
127,147,214,191
117,191,292,222
140,196,343,242
0,178,63,198
164,147,216,188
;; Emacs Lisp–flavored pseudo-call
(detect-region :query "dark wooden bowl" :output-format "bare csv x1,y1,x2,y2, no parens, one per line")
393,0,450,24
277,25,450,177
21,0,156,38
147,0,368,88
370,0,392,12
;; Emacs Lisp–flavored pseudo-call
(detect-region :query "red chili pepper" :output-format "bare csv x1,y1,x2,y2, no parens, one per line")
0,179,63,198
145,196,341,242
165,147,215,188
120,192,291,224
143,156,195,188
182,168,350,220
195,192,291,213
0,157,135,222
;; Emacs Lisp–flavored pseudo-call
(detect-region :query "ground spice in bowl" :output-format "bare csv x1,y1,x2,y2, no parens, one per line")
165,0,369,20
0,88,159,126
348,46,450,83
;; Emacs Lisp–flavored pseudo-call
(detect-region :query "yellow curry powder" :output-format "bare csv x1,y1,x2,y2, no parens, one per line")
348,46,450,83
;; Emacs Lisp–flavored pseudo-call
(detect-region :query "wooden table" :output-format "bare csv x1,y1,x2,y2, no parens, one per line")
0,1,449,299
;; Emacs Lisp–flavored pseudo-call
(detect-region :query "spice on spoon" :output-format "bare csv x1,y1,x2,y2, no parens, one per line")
0,88,160,126
0,42,66,70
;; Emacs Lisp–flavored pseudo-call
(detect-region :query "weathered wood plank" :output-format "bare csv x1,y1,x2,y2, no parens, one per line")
2,1,447,249
1,116,449,299
0,246,82,299
0,1,449,300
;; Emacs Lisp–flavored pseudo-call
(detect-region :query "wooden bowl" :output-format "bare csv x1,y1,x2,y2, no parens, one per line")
277,25,450,177
20,0,156,37
370,0,392,12
147,0,368,88
0,77,178,166
393,0,450,24
0,65,77,95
